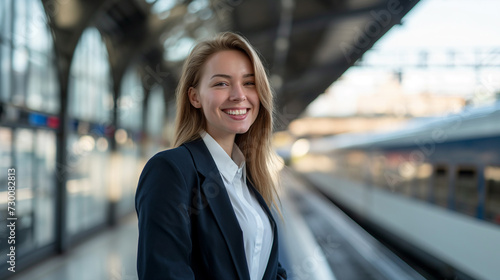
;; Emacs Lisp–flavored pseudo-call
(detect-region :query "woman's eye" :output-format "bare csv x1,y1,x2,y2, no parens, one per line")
245,81,256,86
214,82,228,87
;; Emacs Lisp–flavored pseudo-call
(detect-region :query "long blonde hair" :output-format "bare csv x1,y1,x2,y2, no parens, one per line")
173,32,281,211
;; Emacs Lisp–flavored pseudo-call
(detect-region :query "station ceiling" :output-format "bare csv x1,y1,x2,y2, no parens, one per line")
43,0,420,126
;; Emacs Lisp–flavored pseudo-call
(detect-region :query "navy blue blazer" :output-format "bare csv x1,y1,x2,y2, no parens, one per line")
135,138,287,279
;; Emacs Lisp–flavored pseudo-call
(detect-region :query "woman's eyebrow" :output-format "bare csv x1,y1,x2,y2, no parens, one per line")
210,74,231,80
210,73,255,79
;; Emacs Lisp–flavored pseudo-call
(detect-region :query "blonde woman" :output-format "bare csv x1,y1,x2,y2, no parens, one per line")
135,32,287,280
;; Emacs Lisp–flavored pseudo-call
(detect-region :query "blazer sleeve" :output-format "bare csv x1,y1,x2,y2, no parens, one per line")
135,153,195,280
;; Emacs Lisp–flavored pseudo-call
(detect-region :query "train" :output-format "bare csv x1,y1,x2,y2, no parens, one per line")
292,101,500,280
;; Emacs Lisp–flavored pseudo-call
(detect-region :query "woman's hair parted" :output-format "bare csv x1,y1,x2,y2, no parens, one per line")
173,32,282,212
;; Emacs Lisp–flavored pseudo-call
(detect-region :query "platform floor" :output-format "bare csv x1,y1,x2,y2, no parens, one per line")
11,215,139,280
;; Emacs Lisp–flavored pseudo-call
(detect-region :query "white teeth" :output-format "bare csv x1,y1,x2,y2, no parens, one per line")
225,109,247,115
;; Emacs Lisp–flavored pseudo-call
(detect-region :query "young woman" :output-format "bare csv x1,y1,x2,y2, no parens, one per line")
135,32,287,280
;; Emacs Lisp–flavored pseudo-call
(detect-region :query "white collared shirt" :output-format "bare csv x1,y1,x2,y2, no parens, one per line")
201,132,274,280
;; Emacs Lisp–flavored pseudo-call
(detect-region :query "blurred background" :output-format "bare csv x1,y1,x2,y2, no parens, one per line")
0,0,499,279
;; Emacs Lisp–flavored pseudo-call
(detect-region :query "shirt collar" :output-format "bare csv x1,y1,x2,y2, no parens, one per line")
201,131,245,182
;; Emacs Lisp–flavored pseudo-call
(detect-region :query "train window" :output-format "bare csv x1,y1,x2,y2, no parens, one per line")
455,166,478,217
485,166,500,225
346,151,365,183
370,155,386,189
414,163,432,200
397,164,413,197
433,164,449,207
335,153,347,177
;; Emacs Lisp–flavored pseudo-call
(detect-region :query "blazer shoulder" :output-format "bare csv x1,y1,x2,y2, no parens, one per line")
136,146,198,206
147,145,194,169
139,145,198,184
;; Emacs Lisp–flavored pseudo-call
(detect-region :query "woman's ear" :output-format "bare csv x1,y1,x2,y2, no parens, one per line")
188,87,202,108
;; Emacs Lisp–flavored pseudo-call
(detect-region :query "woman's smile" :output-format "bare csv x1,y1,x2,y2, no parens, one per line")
222,108,250,120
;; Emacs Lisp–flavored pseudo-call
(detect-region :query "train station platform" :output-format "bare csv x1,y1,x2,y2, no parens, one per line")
9,215,139,280
9,169,423,280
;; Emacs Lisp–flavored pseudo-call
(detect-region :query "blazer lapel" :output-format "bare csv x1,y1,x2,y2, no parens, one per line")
247,180,277,230
247,180,280,280
184,139,251,280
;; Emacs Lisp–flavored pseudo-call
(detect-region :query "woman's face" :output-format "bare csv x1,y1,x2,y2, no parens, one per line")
189,50,260,141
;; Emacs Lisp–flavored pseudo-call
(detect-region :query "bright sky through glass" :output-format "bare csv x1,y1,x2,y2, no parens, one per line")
306,0,500,117
375,0,500,49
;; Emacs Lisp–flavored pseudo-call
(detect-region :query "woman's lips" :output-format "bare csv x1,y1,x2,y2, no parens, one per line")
222,108,249,120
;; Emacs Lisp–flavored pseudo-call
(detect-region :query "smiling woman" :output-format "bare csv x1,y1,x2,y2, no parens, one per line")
135,32,287,280
187,50,260,154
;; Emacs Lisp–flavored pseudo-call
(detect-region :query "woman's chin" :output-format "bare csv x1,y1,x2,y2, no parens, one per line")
230,126,251,135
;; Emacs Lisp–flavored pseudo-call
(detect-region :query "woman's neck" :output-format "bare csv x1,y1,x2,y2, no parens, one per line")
206,130,235,157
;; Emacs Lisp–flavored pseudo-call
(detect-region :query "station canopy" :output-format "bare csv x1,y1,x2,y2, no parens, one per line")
45,0,419,124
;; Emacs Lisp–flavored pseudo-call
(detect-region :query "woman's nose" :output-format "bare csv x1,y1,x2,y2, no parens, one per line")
229,84,246,101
